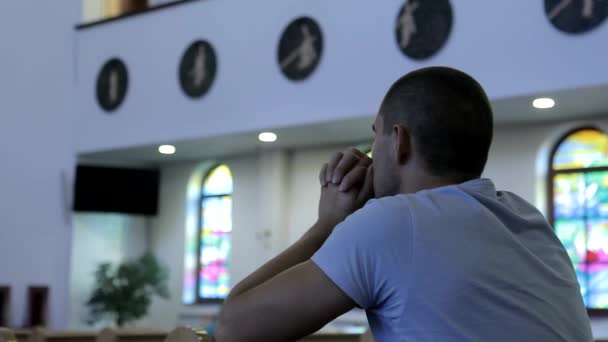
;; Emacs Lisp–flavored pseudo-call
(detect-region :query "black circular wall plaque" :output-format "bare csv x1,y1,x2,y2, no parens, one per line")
545,0,607,34
395,0,453,60
96,58,128,112
179,40,217,98
278,17,323,81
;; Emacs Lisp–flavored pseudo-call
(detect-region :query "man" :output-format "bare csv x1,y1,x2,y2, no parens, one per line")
216,67,592,341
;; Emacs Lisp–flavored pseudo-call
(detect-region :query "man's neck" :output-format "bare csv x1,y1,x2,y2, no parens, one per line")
398,171,469,194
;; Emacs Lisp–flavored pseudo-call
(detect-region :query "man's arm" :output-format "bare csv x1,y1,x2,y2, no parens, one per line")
216,260,355,342
224,218,333,302
216,149,372,341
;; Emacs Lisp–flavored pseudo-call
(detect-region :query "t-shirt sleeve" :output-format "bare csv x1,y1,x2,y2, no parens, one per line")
311,198,413,310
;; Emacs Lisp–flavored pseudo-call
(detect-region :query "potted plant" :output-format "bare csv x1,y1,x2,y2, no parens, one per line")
87,253,169,327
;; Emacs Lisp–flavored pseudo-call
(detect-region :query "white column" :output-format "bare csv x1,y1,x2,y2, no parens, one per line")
256,149,290,261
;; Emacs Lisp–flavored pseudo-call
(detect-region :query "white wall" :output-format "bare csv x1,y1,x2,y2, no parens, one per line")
145,154,273,328
74,0,608,153
0,1,79,329
68,214,149,328
287,146,339,244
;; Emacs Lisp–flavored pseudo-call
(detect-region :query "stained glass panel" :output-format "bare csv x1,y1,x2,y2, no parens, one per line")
587,267,608,308
183,176,201,304
554,219,585,264
587,220,608,263
575,267,588,302
553,173,585,219
588,291,608,309
198,193,232,300
182,220,197,304
585,171,608,219
553,129,608,170
203,165,233,196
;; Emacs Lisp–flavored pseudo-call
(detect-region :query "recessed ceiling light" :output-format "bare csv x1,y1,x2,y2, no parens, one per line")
158,145,176,155
533,97,555,109
258,132,278,143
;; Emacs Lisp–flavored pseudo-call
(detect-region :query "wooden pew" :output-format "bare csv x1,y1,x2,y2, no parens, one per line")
107,329,166,342
27,328,97,342
7,328,608,342
16,328,166,342
298,333,360,342
19,328,359,342
164,327,211,342
0,327,17,342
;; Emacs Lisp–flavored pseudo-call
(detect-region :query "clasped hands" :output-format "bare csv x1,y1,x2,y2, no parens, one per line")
317,148,374,229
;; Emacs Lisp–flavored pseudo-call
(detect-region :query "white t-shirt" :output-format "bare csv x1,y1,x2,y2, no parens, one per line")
312,178,592,341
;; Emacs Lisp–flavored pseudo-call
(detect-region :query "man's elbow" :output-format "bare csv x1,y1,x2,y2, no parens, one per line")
214,323,233,342
215,302,241,342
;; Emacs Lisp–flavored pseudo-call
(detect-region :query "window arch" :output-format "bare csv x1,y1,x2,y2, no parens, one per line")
195,164,233,302
549,127,608,312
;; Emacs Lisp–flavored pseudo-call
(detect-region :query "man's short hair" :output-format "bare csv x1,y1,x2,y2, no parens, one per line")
380,66,493,180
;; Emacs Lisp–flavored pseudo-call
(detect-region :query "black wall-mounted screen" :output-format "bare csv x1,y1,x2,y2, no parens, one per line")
73,165,160,215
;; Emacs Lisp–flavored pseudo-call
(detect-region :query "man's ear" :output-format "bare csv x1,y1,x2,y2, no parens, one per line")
393,124,411,165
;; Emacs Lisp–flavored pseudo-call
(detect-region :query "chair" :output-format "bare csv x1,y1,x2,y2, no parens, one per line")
0,327,17,342
164,327,211,342
24,287,48,328
0,287,10,327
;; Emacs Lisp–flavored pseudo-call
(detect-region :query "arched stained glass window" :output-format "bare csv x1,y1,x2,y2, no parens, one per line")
196,164,233,302
550,127,608,312
553,129,608,170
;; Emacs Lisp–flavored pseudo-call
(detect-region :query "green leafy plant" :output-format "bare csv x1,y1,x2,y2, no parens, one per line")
87,253,169,327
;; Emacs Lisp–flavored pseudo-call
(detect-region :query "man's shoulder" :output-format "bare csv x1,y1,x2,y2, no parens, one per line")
339,195,414,237
359,195,413,218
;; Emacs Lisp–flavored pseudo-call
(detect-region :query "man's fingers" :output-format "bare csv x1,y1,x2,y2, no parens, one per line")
355,153,372,168
332,147,371,184
326,148,371,185
325,152,344,182
357,164,374,203
349,147,368,158
339,166,367,192
332,152,362,185
319,163,329,187
334,149,372,186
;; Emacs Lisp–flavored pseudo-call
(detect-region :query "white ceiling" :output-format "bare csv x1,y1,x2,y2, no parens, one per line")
79,84,608,167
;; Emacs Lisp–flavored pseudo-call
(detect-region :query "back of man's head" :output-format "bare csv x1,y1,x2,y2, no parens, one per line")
380,66,494,181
